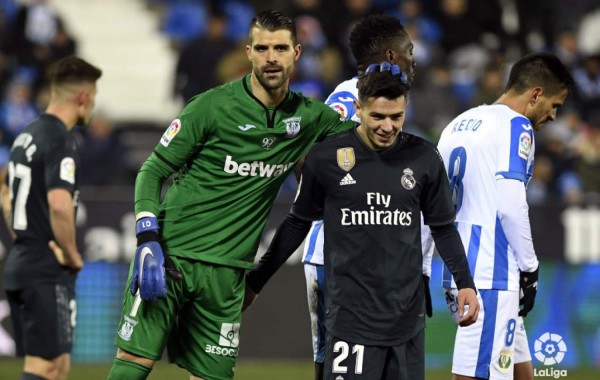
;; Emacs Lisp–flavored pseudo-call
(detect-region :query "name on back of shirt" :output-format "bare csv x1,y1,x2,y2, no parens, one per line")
12,133,37,162
451,119,482,133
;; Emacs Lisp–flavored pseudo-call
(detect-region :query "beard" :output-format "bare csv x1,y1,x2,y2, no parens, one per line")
254,65,288,91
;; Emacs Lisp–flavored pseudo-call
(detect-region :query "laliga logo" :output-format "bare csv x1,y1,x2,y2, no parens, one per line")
534,332,567,365
533,332,568,378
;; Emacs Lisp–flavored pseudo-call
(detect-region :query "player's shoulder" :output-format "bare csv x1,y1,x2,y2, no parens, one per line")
326,78,358,101
401,132,437,151
465,104,529,125
28,114,67,140
291,92,343,118
308,128,355,155
186,80,232,104
399,132,444,162
325,78,358,118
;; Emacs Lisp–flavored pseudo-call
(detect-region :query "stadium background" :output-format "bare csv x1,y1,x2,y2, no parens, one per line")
0,0,599,378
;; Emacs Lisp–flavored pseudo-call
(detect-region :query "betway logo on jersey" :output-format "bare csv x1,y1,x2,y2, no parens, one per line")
223,155,294,178
340,192,413,226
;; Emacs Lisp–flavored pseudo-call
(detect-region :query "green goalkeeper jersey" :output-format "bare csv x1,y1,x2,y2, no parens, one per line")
135,75,354,269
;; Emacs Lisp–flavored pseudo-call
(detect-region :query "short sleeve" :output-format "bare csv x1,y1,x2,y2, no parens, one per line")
326,90,358,122
495,115,534,183
317,103,355,140
45,136,77,193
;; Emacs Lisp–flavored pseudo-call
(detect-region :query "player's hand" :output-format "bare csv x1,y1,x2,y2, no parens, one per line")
130,216,167,302
457,288,479,327
519,267,539,317
49,240,83,271
242,281,258,312
423,274,433,317
131,241,167,301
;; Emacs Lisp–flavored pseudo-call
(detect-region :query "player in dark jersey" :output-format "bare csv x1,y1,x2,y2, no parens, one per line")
303,15,421,380
2,57,101,380
107,10,354,380
245,62,480,380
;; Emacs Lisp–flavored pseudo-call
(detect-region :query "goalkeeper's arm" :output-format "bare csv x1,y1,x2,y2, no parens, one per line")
135,151,177,216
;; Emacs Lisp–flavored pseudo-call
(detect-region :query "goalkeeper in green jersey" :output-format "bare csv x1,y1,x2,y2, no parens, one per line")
107,9,354,380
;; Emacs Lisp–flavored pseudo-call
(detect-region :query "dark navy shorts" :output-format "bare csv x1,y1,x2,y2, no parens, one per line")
6,282,75,358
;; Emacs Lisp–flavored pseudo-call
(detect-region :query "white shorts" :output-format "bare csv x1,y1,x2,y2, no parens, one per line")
446,288,531,379
304,263,326,363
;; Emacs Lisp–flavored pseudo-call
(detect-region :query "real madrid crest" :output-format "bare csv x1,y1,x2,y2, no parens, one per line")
401,168,416,190
337,148,355,172
283,116,302,138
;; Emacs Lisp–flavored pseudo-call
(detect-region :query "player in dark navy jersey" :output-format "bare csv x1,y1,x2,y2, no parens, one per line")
246,62,479,380
2,56,101,380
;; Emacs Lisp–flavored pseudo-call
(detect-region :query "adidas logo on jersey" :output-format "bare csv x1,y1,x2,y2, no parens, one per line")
340,173,356,186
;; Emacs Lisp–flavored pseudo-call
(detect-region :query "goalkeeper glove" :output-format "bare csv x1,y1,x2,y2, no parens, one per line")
423,274,433,318
130,216,168,302
518,267,539,317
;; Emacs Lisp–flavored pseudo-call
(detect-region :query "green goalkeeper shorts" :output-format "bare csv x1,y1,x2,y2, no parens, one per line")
115,256,244,380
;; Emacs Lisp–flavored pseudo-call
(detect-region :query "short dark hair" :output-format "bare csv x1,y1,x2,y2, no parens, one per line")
349,14,408,65
49,56,102,87
505,52,574,95
249,9,297,44
357,62,409,103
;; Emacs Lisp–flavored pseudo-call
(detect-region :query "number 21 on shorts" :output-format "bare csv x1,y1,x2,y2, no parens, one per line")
333,341,364,375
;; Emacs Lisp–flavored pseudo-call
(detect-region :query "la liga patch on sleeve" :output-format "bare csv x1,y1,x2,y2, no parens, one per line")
160,119,181,147
60,157,76,184
518,132,532,159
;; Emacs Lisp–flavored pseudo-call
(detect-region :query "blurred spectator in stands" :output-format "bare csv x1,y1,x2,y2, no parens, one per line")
576,5,600,57
290,15,342,99
537,109,586,204
0,74,38,145
513,0,558,53
434,0,504,55
48,18,77,64
74,112,130,186
289,0,326,20
433,0,505,109
408,62,462,140
329,0,375,77
391,0,441,47
4,0,58,86
526,155,555,205
0,0,18,23
0,51,11,97
554,30,581,70
2,0,76,99
216,40,252,84
160,0,207,50
219,0,255,41
173,8,234,103
471,61,505,107
576,124,600,197
571,54,600,125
